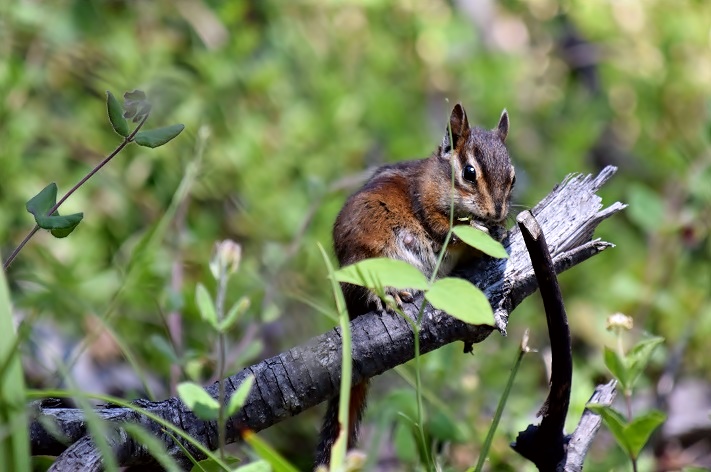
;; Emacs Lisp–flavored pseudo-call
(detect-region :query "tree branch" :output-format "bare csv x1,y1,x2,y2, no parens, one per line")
30,166,625,470
511,211,573,470
564,380,618,472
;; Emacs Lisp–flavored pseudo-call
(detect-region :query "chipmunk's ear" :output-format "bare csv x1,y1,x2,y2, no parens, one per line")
496,109,509,143
441,103,469,154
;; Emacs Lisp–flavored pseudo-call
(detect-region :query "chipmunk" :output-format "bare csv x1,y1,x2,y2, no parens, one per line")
315,103,515,467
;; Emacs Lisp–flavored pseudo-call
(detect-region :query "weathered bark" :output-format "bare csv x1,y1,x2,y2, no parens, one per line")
31,166,625,470
564,380,618,472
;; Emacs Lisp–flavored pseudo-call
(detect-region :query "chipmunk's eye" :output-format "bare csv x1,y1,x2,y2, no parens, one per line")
462,165,477,183
511,175,516,188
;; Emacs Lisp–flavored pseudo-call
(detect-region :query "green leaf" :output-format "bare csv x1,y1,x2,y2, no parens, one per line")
425,277,494,326
177,382,219,420
134,124,185,148
625,410,666,458
219,296,250,333
234,460,270,472
626,337,664,391
381,389,418,420
26,183,57,217
587,404,665,460
227,375,254,417
243,430,299,472
26,183,83,238
31,456,56,471
191,457,241,472
262,303,280,323
586,404,631,455
426,411,467,442
334,258,429,291
195,283,218,329
123,89,150,122
37,212,83,232
452,225,508,258
392,421,418,465
106,91,129,137
48,214,84,238
149,334,179,364
604,347,630,392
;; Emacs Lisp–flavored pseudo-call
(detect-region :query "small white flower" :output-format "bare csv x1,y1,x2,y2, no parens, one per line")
606,312,633,332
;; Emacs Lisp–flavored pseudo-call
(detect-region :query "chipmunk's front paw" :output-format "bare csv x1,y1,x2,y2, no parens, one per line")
398,290,414,303
383,288,417,314
369,288,417,314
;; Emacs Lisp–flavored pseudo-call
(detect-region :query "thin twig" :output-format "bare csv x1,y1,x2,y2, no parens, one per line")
3,113,150,271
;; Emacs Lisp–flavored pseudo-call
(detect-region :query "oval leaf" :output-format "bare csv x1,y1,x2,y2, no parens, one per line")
626,337,664,390
625,410,666,458
195,283,218,329
177,382,219,420
26,183,58,218
452,225,508,258
586,404,631,455
134,124,185,148
219,296,250,333
106,91,129,137
227,375,254,417
33,213,83,231
334,258,429,291
425,277,494,326
603,347,629,392
47,213,84,238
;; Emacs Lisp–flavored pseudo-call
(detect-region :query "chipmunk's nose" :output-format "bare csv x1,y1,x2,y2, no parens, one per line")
494,201,503,219
488,202,507,223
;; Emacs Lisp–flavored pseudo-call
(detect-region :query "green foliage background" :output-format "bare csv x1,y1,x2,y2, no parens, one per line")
2,0,710,469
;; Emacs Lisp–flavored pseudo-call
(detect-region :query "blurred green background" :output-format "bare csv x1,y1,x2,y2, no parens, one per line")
2,0,710,470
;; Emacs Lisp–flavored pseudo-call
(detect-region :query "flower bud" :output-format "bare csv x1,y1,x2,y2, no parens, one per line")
605,312,633,332
210,240,242,279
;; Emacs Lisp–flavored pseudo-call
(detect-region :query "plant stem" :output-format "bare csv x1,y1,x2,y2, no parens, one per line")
216,264,228,460
396,304,433,471
474,340,527,472
2,226,40,272
51,113,149,214
2,113,149,272
615,331,637,471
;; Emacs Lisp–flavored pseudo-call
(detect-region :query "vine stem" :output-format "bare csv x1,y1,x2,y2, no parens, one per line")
215,262,228,460
2,113,150,272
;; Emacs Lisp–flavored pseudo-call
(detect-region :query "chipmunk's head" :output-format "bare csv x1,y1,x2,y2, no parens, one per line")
436,103,515,230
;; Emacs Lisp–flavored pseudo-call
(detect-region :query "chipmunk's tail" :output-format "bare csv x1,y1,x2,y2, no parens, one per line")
314,380,370,468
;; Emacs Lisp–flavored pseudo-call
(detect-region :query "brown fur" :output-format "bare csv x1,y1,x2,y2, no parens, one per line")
316,104,515,467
